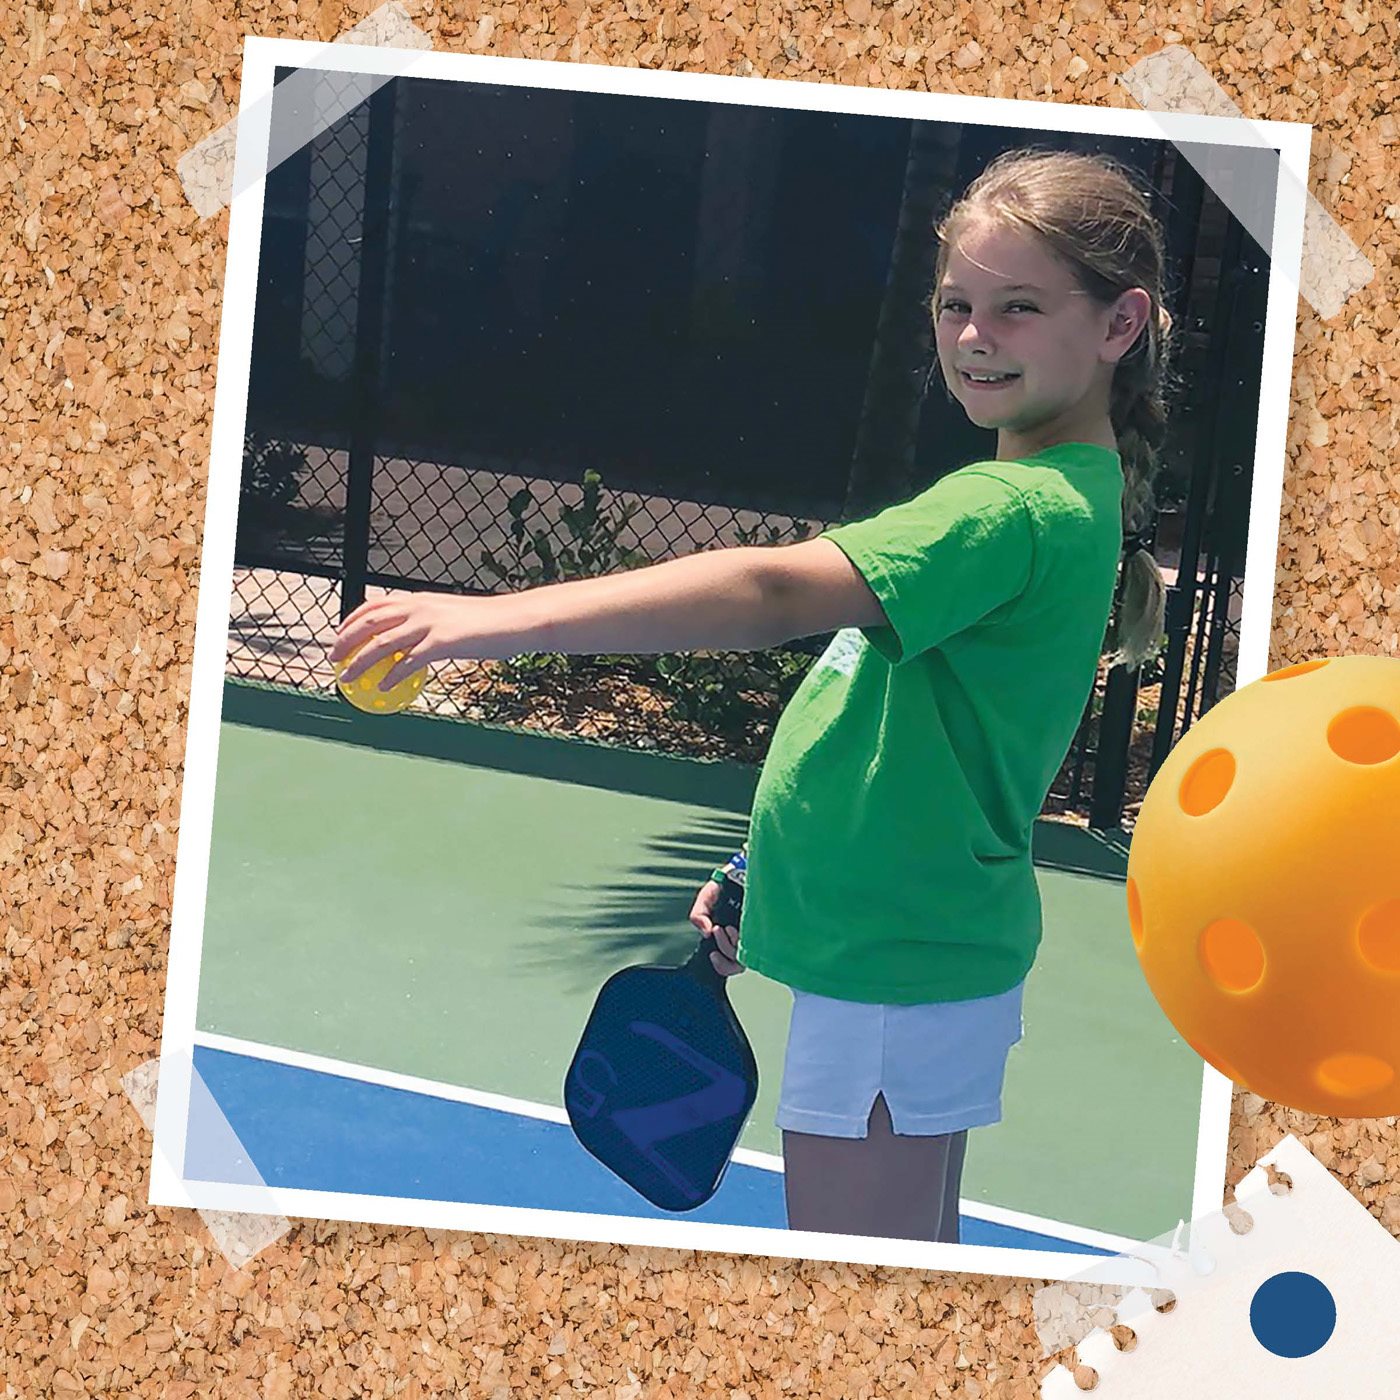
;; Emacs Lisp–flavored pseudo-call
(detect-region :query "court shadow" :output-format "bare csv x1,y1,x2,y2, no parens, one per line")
221,676,759,809
510,824,754,993
221,676,1125,996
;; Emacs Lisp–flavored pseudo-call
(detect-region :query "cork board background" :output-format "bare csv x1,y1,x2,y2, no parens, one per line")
4,0,1398,1396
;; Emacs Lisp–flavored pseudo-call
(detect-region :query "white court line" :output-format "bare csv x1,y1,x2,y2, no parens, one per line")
194,1029,1141,1253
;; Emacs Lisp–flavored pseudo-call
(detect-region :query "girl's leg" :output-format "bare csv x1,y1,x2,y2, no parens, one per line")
938,1127,968,1244
782,1091,968,1242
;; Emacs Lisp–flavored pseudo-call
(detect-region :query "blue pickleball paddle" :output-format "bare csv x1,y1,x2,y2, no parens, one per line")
563,876,757,1212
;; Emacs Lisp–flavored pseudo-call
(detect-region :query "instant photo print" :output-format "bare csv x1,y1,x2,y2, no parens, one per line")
152,36,1308,1283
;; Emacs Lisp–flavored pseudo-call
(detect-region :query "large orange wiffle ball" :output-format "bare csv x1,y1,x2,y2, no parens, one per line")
1126,654,1400,1117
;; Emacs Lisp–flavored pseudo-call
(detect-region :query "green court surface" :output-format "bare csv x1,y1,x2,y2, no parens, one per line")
197,679,1204,1240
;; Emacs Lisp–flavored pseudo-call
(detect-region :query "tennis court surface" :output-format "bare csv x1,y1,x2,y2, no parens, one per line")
190,681,1205,1252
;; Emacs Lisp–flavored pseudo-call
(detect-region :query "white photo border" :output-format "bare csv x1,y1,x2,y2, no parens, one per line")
151,36,1309,1284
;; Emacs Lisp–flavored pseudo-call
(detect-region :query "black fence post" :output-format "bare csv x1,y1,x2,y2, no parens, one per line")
1090,628,1146,832
341,79,398,622
1200,231,1266,707
1148,216,1241,775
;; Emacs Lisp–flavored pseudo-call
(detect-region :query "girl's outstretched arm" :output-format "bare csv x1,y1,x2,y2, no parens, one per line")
334,544,789,688
513,543,793,655
515,535,888,655
333,539,889,690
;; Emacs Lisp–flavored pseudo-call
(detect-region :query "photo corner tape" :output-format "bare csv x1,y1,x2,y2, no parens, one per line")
124,1056,292,1271
1118,43,1373,319
176,1,435,219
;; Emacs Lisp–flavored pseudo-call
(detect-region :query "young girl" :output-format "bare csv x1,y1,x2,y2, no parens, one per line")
331,147,1175,1244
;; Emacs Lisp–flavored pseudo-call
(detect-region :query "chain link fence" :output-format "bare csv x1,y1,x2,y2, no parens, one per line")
228,75,1264,830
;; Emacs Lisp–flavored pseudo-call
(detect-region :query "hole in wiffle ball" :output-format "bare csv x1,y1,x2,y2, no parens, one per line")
1356,900,1400,974
1178,748,1235,816
1198,918,1266,993
1260,659,1330,682
1327,706,1400,766
1315,1052,1395,1099
1127,879,1145,950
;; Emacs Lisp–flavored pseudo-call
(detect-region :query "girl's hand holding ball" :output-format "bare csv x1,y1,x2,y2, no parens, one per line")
330,591,529,713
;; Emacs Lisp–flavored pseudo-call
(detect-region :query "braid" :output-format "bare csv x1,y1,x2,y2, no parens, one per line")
1112,302,1174,531
1104,302,1181,670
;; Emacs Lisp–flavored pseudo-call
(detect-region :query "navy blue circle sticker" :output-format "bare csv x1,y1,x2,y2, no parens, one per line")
1249,1271,1337,1358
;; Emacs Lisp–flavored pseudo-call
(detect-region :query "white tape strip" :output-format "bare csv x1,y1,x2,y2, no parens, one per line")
1119,45,1373,319
1034,1221,1192,1356
124,1056,291,1270
177,1,433,219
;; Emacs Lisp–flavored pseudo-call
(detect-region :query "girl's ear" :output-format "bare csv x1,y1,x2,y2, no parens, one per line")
1109,289,1153,358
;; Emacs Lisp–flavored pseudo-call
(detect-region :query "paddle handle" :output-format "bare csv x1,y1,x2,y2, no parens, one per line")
686,872,744,995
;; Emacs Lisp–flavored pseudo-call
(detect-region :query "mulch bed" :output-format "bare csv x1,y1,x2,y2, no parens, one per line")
422,653,1168,833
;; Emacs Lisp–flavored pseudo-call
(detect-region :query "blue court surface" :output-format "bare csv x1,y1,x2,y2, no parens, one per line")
188,1042,1112,1255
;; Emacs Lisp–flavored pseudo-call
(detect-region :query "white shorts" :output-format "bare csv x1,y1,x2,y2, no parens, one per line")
775,980,1025,1138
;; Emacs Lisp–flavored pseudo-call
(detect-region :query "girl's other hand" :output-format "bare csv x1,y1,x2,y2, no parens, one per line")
689,880,746,977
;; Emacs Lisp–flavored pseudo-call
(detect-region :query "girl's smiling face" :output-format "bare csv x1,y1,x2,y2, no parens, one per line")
933,219,1150,460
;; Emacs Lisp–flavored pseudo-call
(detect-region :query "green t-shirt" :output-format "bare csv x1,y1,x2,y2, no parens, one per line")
736,442,1125,1004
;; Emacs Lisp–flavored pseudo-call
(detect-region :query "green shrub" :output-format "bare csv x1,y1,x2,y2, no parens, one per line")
475,470,818,736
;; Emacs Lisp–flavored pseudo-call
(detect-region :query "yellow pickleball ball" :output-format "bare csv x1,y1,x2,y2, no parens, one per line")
1127,654,1400,1117
333,645,427,715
